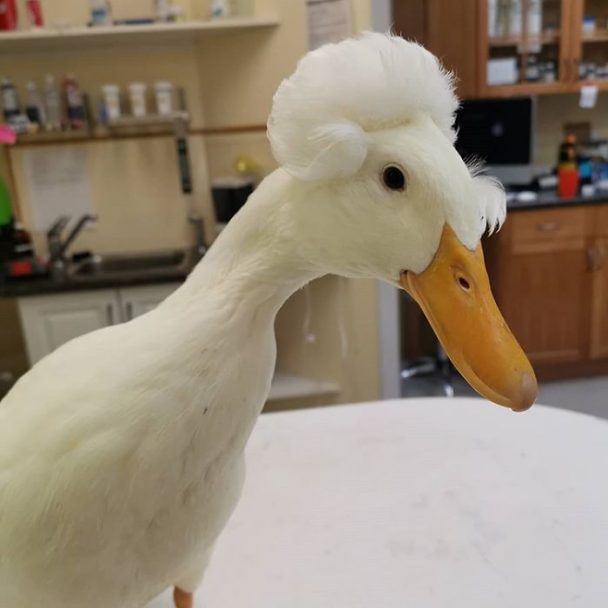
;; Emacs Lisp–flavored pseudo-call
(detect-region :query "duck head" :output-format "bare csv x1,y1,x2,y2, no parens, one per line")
267,33,537,412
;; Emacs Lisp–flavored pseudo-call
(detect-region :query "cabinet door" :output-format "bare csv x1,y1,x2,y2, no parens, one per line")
481,0,573,95
499,246,589,365
590,238,608,359
17,289,119,365
570,0,608,89
119,283,180,322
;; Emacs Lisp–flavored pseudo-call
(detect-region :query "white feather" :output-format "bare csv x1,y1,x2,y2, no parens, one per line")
268,32,458,181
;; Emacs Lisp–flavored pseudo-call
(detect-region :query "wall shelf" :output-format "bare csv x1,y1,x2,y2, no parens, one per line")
268,373,340,402
488,32,560,47
0,17,280,53
582,29,608,44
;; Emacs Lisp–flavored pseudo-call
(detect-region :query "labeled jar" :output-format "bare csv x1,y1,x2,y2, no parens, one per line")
101,84,121,120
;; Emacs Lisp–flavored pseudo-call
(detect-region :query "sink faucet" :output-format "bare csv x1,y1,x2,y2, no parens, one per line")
188,213,208,259
47,214,97,278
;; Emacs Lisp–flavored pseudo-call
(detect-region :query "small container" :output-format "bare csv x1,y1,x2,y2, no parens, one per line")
44,74,62,131
63,74,86,129
210,0,230,18
488,0,498,37
128,82,147,117
509,0,522,36
25,81,46,126
155,0,171,22
0,77,19,120
526,0,542,37
154,81,174,116
583,16,596,35
90,0,112,26
25,0,43,27
101,84,121,120
0,0,17,30
525,55,540,81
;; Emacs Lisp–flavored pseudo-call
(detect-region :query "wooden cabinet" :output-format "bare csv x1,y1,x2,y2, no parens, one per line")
486,204,608,379
394,0,608,98
589,235,608,359
17,283,180,365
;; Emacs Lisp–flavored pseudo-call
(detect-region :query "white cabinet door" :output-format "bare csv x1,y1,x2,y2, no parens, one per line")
119,283,180,321
17,290,119,365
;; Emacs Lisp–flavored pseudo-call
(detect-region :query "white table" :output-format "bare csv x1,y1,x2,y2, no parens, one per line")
148,398,608,608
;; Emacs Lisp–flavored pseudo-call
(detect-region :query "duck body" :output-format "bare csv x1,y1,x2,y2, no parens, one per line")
0,33,536,608
0,171,304,607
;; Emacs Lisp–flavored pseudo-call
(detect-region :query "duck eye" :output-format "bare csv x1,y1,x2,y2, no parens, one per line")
382,165,406,191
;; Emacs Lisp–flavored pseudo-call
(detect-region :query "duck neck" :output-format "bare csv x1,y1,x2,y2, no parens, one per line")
170,170,321,326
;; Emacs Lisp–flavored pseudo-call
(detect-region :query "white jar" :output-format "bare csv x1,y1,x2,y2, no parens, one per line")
128,82,147,118
154,81,174,116
101,84,121,120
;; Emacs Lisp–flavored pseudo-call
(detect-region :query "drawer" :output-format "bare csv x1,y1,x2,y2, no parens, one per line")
510,207,587,249
597,206,608,236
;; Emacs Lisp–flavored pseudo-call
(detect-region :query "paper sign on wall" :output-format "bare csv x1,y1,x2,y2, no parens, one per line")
22,147,95,231
306,0,353,50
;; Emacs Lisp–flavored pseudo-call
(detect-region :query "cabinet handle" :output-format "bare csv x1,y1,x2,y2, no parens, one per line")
106,303,115,325
125,302,133,321
536,221,560,232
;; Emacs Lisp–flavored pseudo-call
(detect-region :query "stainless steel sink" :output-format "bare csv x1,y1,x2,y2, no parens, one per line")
70,250,189,277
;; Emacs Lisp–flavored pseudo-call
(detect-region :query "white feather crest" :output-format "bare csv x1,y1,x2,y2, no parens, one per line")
267,32,458,181
472,172,507,236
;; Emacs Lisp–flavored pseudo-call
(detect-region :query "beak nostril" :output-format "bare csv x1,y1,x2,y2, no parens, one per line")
457,276,471,291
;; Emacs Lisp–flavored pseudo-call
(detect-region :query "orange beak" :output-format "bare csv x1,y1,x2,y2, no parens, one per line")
400,224,537,412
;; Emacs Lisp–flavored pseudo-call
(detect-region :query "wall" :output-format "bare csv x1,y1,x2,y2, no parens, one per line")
536,94,608,167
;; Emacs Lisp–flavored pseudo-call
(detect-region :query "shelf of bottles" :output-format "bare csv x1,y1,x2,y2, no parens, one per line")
486,0,564,88
579,0,608,84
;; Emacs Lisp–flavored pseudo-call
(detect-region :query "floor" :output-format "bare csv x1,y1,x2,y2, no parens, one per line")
401,371,608,420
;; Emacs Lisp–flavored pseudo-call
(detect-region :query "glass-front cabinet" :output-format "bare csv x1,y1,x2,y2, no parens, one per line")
483,0,571,94
573,0,608,88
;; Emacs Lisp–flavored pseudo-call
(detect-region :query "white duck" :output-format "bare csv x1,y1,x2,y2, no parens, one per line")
0,33,537,608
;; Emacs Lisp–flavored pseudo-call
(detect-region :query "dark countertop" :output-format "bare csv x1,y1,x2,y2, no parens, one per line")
0,264,193,298
507,189,608,211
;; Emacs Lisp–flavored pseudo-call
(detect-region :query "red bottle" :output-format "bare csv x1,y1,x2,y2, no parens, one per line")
0,0,18,31
26,0,43,27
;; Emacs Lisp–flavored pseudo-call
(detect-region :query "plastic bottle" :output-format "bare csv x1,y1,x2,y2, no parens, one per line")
0,77,19,120
101,84,121,121
558,134,579,198
128,82,147,118
44,75,62,131
154,81,174,115
527,0,542,37
63,74,86,129
25,81,46,126
0,0,18,31
90,0,112,26
509,0,522,36
25,0,44,28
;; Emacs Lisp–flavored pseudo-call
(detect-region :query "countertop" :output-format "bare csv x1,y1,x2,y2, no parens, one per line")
507,188,608,211
0,263,192,298
147,398,608,608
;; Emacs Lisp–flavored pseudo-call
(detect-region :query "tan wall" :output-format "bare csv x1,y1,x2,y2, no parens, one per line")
536,94,608,167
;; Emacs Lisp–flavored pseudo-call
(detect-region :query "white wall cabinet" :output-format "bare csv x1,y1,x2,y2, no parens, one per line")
17,283,180,365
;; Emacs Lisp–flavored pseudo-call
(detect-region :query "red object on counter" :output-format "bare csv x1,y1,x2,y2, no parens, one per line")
8,259,34,277
558,167,579,198
26,0,43,27
0,0,18,30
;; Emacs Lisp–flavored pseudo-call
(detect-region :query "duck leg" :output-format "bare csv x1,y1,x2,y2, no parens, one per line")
173,587,193,608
